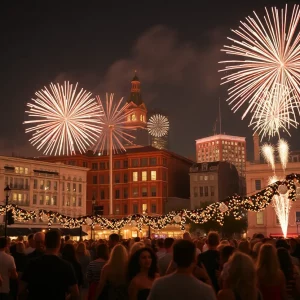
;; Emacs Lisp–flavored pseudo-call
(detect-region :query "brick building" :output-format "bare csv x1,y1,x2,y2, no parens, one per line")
41,146,193,218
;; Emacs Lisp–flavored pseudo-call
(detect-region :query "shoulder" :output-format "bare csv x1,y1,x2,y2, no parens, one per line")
218,289,235,300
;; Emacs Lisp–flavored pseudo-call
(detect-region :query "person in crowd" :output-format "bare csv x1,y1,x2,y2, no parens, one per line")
108,233,120,251
256,244,287,300
76,242,91,296
158,238,174,276
26,232,45,260
62,243,84,289
238,240,250,255
183,232,201,255
95,244,128,299
217,245,235,289
155,239,166,259
277,247,300,299
0,237,18,300
128,247,159,300
218,252,261,300
24,234,35,255
87,244,109,300
147,239,216,300
19,230,79,300
276,239,300,267
198,231,220,292
129,242,144,257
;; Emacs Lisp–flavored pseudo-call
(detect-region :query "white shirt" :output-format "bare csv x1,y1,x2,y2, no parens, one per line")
24,246,35,255
0,251,16,293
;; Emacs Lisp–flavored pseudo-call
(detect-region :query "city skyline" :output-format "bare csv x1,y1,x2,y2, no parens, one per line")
1,0,300,161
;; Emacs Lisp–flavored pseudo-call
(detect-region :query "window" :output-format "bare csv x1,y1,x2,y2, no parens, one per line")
255,180,261,190
33,194,37,205
151,171,157,180
210,175,214,180
162,171,167,181
210,186,215,197
132,187,138,197
78,197,82,206
162,158,167,166
93,176,97,184
92,163,98,170
115,189,120,199
114,161,121,169
100,175,105,184
39,195,44,205
20,167,24,174
133,204,138,214
115,174,120,183
204,186,208,196
132,159,139,167
201,163,208,171
132,114,136,121
100,162,106,170
142,187,147,197
151,186,157,197
124,173,128,183
95,206,104,215
256,211,264,225
67,183,70,191
142,204,147,214
45,195,50,205
151,204,157,213
204,176,208,181
100,190,105,199
83,161,88,168
79,184,82,193
33,179,37,189
199,176,203,181
92,190,97,199
124,188,128,199
141,158,148,167
62,182,65,192
124,204,128,214
296,212,300,223
115,204,120,214
15,167,19,173
123,160,128,168
40,180,44,190
150,158,157,166
73,183,76,192
62,196,65,206
72,196,76,207
200,187,204,197
54,181,58,191
194,187,198,197
133,172,138,182
25,167,29,174
142,171,147,181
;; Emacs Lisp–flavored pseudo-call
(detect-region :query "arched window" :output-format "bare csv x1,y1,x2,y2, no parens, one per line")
140,115,143,121
132,114,136,121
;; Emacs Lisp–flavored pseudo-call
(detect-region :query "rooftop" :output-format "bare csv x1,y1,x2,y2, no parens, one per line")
196,134,246,143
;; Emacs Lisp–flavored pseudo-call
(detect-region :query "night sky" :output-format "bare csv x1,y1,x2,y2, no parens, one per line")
1,0,299,160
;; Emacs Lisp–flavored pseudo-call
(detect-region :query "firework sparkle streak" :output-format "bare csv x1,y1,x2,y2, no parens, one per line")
24,82,103,156
147,114,170,137
278,139,289,171
262,144,275,172
249,84,299,138
219,4,300,130
93,93,135,154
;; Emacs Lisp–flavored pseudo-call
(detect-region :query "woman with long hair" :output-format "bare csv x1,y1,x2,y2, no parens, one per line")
256,244,286,300
95,244,128,300
128,247,159,300
76,242,91,297
277,247,300,299
218,252,261,300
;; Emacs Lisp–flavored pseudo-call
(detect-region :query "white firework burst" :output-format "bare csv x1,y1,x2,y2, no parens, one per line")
24,81,102,156
93,93,135,154
249,84,299,138
147,114,169,137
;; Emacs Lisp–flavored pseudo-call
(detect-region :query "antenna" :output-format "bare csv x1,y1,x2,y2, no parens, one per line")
219,97,222,134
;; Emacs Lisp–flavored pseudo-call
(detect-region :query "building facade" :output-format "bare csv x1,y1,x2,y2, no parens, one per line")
0,156,88,233
189,161,240,210
42,146,193,217
246,160,300,238
196,134,246,176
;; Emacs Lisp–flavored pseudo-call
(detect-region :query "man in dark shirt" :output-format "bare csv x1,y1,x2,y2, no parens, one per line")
20,230,79,300
26,232,45,260
197,231,220,293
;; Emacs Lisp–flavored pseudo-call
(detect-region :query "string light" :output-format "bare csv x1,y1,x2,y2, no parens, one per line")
1,173,299,231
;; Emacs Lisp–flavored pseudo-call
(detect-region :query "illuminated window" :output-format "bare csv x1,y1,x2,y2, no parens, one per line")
204,176,208,180
142,204,147,214
151,171,157,180
131,114,136,121
256,211,264,225
45,195,50,205
15,167,19,173
133,172,138,182
142,171,147,181
140,115,143,121
25,168,29,174
20,167,24,174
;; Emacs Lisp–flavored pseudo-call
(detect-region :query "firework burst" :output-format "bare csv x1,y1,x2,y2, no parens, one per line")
24,82,102,156
219,4,300,132
147,114,169,137
93,93,135,154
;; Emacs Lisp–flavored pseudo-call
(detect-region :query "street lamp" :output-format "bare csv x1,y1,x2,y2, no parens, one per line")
91,196,96,240
4,185,11,239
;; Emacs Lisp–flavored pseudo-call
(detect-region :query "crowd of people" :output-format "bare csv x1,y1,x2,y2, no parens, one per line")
1,230,300,300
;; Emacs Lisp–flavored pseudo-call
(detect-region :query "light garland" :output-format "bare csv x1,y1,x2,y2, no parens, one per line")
1,173,299,231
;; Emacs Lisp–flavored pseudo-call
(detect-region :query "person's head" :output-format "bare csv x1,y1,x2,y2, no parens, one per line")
27,233,35,248
183,232,192,241
173,239,196,270
277,247,294,281
226,252,257,300
207,231,220,248
238,240,250,254
45,230,60,252
108,233,120,249
34,232,45,252
129,242,144,256
256,243,280,284
0,237,8,250
276,239,290,250
62,243,77,262
157,238,164,249
164,238,174,251
16,242,25,254
96,243,109,260
134,237,141,242
220,245,235,266
128,247,157,280
76,242,88,256
252,242,263,259
17,236,24,242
